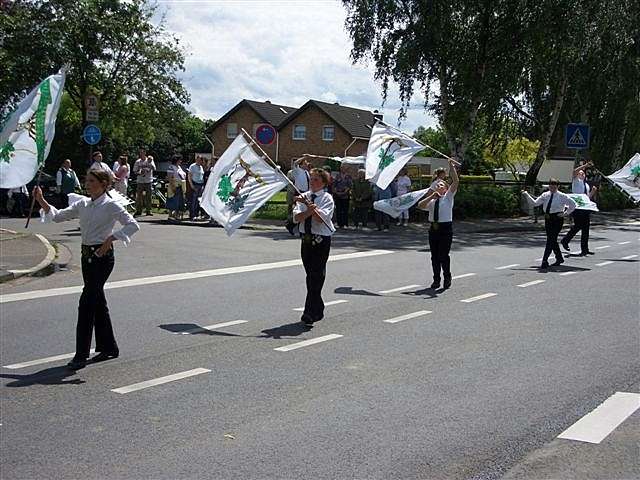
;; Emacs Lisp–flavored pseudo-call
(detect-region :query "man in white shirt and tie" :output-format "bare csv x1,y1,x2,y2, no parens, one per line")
523,178,577,269
561,162,597,256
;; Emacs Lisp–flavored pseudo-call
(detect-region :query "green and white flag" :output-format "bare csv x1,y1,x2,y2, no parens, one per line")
567,193,599,212
0,69,66,189
365,121,423,190
200,134,287,236
373,188,430,218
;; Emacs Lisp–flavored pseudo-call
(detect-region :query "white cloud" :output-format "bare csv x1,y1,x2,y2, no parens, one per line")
155,0,438,134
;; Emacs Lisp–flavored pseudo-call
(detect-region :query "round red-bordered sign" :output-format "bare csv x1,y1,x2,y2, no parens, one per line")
256,124,276,145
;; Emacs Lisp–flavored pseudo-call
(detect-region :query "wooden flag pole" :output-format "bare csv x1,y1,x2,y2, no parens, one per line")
24,169,43,229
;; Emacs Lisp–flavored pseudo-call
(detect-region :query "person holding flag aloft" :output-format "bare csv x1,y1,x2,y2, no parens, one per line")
417,158,459,290
293,169,336,326
561,162,597,256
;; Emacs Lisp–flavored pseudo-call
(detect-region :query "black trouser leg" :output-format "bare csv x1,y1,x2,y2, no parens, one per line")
301,237,331,321
580,211,590,253
428,227,441,281
439,224,453,278
543,216,564,262
336,198,350,227
76,253,115,360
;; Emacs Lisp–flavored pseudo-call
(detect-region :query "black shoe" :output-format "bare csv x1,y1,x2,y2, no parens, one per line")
300,314,314,326
552,258,564,266
430,280,441,289
66,359,86,370
90,351,119,363
586,251,595,255
561,239,570,251
578,252,588,257
540,261,549,270
443,277,452,289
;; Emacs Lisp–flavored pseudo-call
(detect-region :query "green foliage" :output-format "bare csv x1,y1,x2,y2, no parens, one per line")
596,184,635,211
459,175,493,183
453,184,520,218
483,137,539,175
413,126,449,157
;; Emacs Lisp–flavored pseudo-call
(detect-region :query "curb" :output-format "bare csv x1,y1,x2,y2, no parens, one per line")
3,233,57,282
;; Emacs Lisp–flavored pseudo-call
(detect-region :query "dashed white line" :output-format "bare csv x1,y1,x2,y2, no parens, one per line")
452,273,476,280
517,279,546,288
596,261,614,267
178,320,248,335
558,392,640,444
495,264,520,270
2,349,96,369
274,334,343,352
460,293,497,303
383,310,432,324
595,245,611,250
621,254,638,260
378,284,421,294
617,241,631,245
111,368,211,394
293,300,348,312
559,271,578,276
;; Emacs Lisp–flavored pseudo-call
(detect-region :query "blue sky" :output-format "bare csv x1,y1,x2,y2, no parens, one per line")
155,0,438,134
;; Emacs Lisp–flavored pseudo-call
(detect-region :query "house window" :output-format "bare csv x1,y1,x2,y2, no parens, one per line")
227,123,238,139
293,124,306,140
322,125,335,141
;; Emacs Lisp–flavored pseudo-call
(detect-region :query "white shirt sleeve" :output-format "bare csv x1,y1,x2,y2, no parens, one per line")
523,191,545,206
110,203,140,245
40,202,80,224
563,194,577,215
56,170,62,187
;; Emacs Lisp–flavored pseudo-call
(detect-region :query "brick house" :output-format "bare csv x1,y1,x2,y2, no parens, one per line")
209,99,382,169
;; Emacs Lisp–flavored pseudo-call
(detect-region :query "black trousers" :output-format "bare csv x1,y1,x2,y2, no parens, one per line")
335,197,350,227
75,249,117,360
543,214,564,262
563,210,590,254
301,235,331,321
428,222,453,281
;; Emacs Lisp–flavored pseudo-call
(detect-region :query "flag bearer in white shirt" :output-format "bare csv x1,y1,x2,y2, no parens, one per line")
33,170,140,370
418,159,459,290
561,162,597,256
293,168,336,326
522,178,577,269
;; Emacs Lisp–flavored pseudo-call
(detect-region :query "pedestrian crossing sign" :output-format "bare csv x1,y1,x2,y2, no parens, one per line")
566,123,590,149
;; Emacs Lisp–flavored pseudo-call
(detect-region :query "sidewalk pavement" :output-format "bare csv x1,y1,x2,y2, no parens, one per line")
0,208,637,283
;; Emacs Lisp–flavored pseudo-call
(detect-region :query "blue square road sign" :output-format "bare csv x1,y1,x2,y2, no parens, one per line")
566,123,589,149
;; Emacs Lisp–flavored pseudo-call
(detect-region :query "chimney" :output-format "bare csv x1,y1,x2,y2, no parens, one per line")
373,109,383,122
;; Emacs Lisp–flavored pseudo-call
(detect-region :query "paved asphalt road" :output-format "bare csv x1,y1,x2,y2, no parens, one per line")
1,215,638,479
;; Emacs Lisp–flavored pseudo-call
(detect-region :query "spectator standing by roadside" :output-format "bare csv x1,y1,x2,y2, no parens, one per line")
113,155,130,196
166,155,187,221
7,185,29,217
56,159,80,207
133,149,155,216
333,165,353,228
395,168,412,226
88,151,116,181
351,169,372,229
291,157,311,192
188,156,205,220
373,183,394,231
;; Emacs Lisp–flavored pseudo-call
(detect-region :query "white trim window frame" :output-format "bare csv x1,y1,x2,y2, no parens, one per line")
227,123,238,139
322,125,335,142
292,124,306,140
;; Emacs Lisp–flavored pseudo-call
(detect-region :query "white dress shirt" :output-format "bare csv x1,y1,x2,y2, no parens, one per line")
88,161,114,176
293,190,335,235
524,190,577,215
292,166,310,192
396,175,412,196
41,192,140,245
188,163,204,184
572,178,590,195
424,189,455,223
133,158,156,184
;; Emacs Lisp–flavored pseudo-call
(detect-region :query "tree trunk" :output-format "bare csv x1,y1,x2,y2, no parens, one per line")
525,75,568,186
611,101,630,169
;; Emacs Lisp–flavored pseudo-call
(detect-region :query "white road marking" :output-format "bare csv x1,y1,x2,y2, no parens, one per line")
383,310,432,324
111,368,211,394
2,349,96,369
378,284,421,294
274,334,343,352
460,293,497,303
517,280,546,288
452,273,476,279
617,241,631,245
178,320,248,335
558,392,640,444
559,271,578,276
595,245,611,250
535,258,543,262
621,254,638,260
495,264,520,270
0,250,394,304
596,261,614,267
293,300,348,312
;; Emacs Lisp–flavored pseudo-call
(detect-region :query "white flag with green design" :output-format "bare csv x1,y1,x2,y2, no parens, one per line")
365,121,424,190
200,134,288,236
373,187,430,218
567,193,599,212
0,70,66,189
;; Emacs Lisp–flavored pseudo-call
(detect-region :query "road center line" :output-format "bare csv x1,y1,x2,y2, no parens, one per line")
517,279,546,288
559,271,578,276
111,368,211,394
2,349,96,369
460,293,497,303
558,392,640,444
293,300,348,312
178,320,248,335
0,250,394,304
595,245,611,250
595,261,614,267
621,254,638,260
274,334,343,352
378,284,422,294
452,273,476,279
617,241,631,245
383,310,432,324
495,264,520,270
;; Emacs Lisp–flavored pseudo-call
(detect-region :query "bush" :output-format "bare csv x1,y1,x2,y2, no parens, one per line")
596,183,635,211
459,175,493,183
453,184,520,218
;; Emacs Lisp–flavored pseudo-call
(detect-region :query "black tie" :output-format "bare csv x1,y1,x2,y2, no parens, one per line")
304,170,310,191
433,197,440,223
304,194,317,234
546,192,554,214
